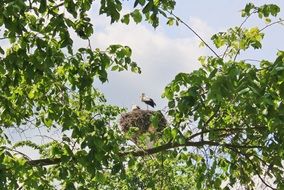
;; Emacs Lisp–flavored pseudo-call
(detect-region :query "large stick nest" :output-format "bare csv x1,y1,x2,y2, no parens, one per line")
119,109,167,141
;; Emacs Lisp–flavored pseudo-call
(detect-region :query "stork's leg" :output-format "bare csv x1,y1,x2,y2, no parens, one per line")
147,105,148,110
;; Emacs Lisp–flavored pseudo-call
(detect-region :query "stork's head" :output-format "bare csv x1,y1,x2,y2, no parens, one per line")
140,93,145,100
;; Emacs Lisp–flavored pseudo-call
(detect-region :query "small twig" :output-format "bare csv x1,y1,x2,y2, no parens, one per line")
87,38,92,50
4,146,32,161
187,126,265,142
52,2,65,9
240,13,255,29
28,0,32,9
243,59,262,63
233,49,240,61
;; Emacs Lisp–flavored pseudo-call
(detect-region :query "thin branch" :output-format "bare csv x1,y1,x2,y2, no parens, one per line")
52,2,65,9
87,38,93,51
233,49,240,62
243,59,262,63
239,13,255,29
260,19,284,32
6,147,32,161
187,126,266,141
0,36,21,41
165,10,220,58
0,36,9,40
205,107,220,126
222,11,258,59
28,158,61,166
222,13,253,59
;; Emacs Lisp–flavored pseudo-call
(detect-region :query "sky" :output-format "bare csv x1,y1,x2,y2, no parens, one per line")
86,0,284,111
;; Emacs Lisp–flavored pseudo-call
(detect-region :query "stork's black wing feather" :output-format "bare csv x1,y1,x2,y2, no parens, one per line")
148,99,156,108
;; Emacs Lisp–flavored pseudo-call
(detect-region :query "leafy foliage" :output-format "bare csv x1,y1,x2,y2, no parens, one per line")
163,3,284,189
0,1,284,190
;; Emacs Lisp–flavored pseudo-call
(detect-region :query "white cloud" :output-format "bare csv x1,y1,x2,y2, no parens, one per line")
87,15,213,109
188,17,215,41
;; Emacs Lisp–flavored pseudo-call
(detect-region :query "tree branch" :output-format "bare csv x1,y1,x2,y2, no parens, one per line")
24,140,262,166
222,14,251,58
28,158,61,166
23,127,263,166
122,140,262,156
25,141,263,166
165,10,220,58
260,19,284,32
187,126,266,141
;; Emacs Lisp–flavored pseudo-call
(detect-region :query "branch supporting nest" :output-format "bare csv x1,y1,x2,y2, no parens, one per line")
25,140,262,166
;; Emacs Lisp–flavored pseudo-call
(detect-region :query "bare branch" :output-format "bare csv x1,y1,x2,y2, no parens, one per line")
187,126,266,141
243,58,262,63
165,10,220,58
260,19,284,32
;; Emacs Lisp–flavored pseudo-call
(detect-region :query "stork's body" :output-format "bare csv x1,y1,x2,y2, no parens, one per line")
141,93,156,109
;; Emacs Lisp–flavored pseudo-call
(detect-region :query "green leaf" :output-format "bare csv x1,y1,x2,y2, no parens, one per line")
131,9,142,23
270,4,280,16
167,17,174,26
39,0,47,13
28,89,35,99
0,64,5,75
171,128,178,139
242,3,255,17
142,1,153,14
0,15,3,26
44,118,53,128
121,14,130,24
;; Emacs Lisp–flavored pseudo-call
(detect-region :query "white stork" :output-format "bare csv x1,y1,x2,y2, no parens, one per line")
141,93,156,109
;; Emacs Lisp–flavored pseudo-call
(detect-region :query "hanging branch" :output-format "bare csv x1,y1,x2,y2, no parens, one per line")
165,10,220,58
260,19,284,32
